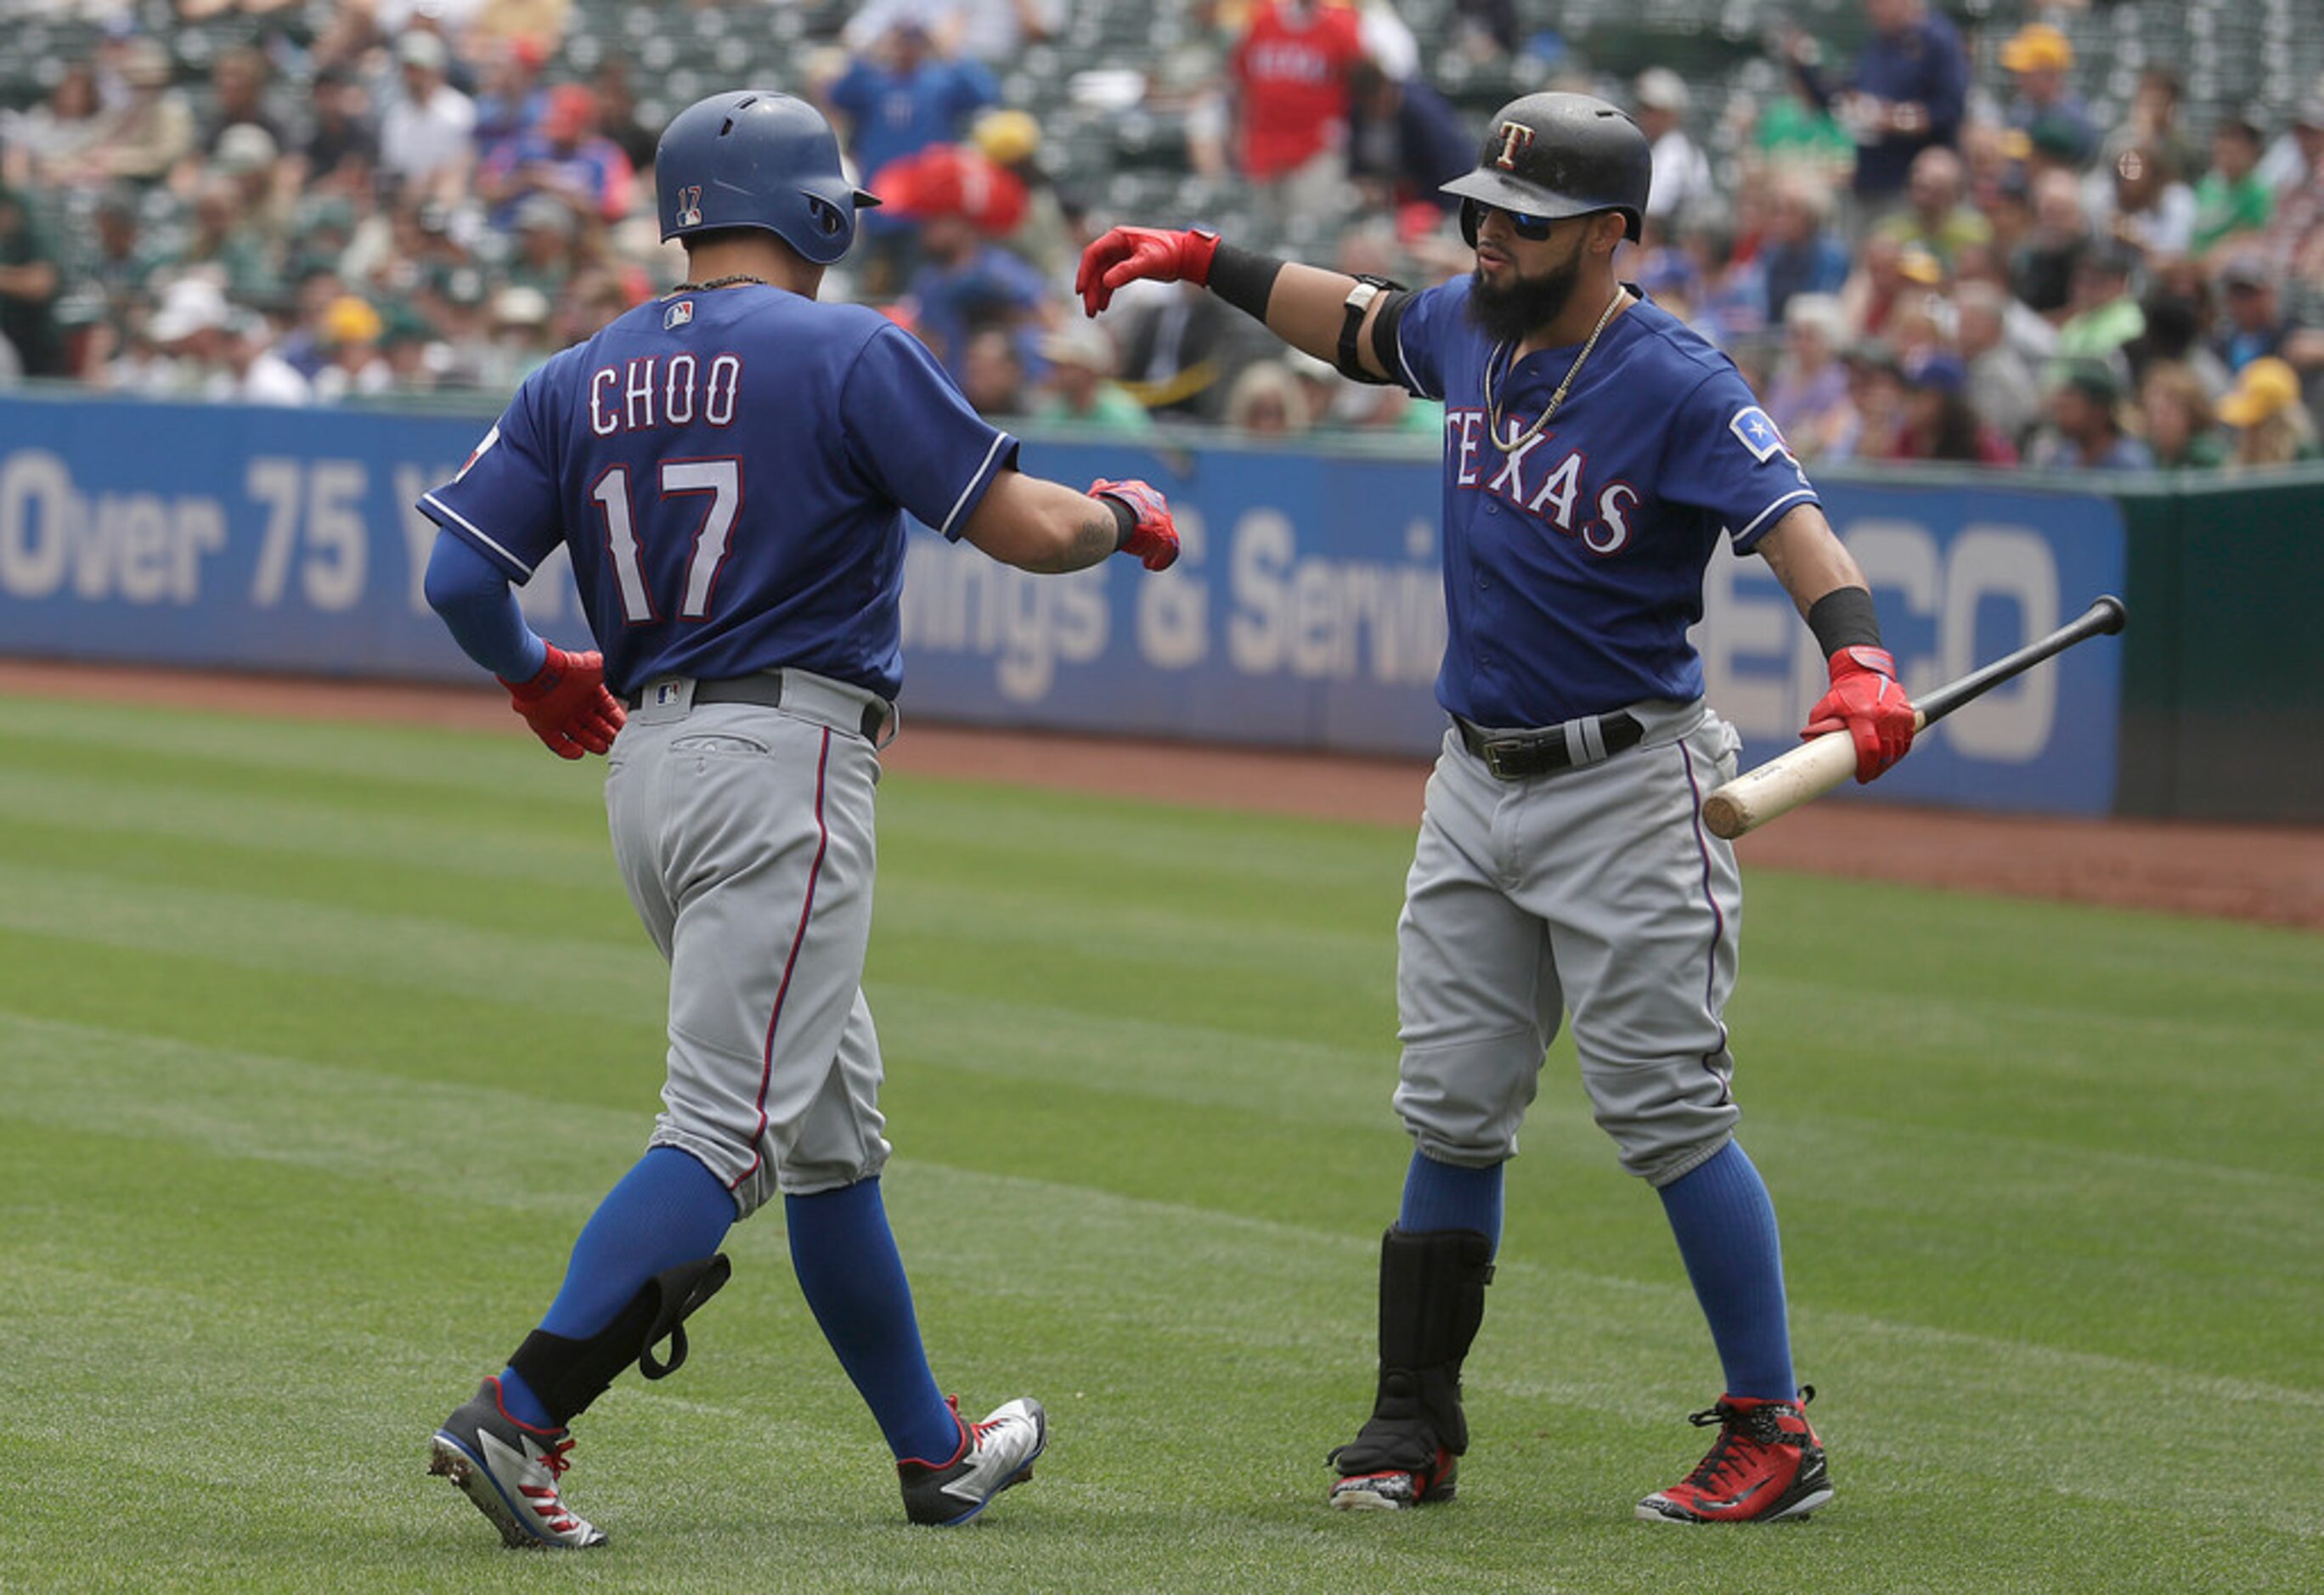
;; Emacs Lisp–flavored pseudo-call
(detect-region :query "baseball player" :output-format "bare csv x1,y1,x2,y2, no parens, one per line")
1078,93,1915,1523
416,90,1179,1547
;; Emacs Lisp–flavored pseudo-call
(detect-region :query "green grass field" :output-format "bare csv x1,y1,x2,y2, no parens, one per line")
0,695,2317,1593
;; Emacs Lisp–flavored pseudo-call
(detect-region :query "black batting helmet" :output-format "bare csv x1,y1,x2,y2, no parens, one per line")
1441,92,1654,246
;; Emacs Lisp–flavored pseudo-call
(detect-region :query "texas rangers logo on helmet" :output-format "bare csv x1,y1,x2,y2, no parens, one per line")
1492,121,1537,170
674,184,703,228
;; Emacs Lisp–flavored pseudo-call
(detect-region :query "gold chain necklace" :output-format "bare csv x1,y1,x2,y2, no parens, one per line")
1485,286,1627,454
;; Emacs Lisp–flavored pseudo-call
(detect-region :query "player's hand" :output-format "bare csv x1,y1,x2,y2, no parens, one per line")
500,643,626,759
1802,645,1915,783
1089,477,1179,571
1075,226,1220,317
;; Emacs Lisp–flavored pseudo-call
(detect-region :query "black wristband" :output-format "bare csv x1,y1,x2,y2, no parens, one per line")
1807,586,1883,656
1101,493,1137,549
1206,241,1284,324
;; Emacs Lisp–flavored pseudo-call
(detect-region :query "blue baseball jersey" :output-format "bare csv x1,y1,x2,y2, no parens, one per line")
1390,279,1820,728
418,287,1018,701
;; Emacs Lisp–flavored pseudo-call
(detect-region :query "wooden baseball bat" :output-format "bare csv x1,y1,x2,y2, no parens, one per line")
1700,595,2129,841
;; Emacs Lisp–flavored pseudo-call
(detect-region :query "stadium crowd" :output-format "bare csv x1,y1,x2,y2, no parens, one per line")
2,0,2321,471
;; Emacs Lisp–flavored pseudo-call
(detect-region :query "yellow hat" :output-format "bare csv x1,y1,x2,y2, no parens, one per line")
972,109,1040,167
2216,357,2301,427
1896,245,1945,285
322,295,383,346
2000,23,2073,74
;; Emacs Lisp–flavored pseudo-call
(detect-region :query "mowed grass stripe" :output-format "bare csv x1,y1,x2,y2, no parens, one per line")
1,1022,2316,1583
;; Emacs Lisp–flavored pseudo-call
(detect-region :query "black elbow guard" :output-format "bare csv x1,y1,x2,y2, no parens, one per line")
1337,279,1412,386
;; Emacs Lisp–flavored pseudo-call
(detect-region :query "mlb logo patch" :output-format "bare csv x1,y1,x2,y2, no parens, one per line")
664,299,694,330
1729,406,1793,462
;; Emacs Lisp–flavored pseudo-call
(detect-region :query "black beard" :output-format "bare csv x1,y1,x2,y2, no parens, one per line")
1465,252,1583,344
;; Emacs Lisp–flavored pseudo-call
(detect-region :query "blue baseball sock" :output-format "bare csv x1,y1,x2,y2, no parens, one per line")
1658,1139,1797,1401
498,1146,736,1429
785,1177,959,1463
1398,1150,1504,1254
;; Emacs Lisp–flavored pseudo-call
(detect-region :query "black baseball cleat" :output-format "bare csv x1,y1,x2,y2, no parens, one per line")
1635,1386,1830,1524
428,1378,608,1549
897,1395,1046,1526
1328,1442,1458,1510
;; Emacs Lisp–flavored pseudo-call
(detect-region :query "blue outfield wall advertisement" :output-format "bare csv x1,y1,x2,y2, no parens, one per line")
0,395,2123,815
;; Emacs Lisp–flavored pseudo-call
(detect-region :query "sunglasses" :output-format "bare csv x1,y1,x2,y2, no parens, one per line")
1473,201,1557,241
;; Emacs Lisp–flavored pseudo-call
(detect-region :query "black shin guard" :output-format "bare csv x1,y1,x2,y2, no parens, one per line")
507,1254,732,1427
1330,1227,1493,1470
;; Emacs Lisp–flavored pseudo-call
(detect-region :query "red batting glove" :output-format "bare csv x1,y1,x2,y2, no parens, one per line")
1802,645,1916,783
1075,226,1220,317
1088,477,1180,571
499,643,626,760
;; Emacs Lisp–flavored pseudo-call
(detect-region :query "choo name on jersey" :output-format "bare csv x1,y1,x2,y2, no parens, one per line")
1444,409,1640,556
589,352,743,437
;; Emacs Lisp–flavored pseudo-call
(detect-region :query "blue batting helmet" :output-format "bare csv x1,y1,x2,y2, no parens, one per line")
654,91,879,264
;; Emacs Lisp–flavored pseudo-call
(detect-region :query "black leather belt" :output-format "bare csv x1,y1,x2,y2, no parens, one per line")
623,672,891,741
1456,711,1644,780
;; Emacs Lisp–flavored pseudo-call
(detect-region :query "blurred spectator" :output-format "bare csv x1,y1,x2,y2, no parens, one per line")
958,324,1029,418
1750,71,1855,183
1451,0,1516,61
195,46,286,160
2191,116,2272,259
1117,281,1243,422
1227,0,1368,224
900,206,1050,380
1838,234,1943,342
2259,104,2324,285
468,0,573,53
172,173,279,301
1871,146,1989,273
2056,245,2144,363
2138,362,2225,471
1997,24,2097,172
1787,0,1970,209
1346,59,1472,217
96,37,195,185
1955,280,2042,443
2258,94,2324,202
843,0,1067,67
1895,347,2017,465
1223,358,1313,437
471,35,551,166
299,66,379,197
2121,285,2231,396
505,194,579,299
825,19,998,189
967,111,1075,281
477,82,633,228
1,62,107,189
2026,359,2152,470
1757,169,1851,327
2218,355,2321,469
0,183,65,377
380,32,477,204
1635,68,1715,233
2214,254,2298,373
2107,68,2200,206
1763,291,1853,460
2090,144,2192,263
310,294,392,402
590,61,661,177
144,274,232,394
1827,341,1907,460
473,284,556,389
2010,167,2093,321
212,309,312,406
1031,322,1150,433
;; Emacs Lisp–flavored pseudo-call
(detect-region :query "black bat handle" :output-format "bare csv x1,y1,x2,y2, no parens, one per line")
1915,595,2128,728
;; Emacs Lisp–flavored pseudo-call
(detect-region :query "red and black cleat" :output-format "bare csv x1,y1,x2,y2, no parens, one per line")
1328,1444,1459,1511
1636,1386,1831,1524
